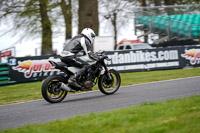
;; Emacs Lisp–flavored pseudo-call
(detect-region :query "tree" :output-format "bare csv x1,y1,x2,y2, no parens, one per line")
60,0,72,40
174,0,200,4
39,0,53,55
140,0,147,6
154,0,162,14
0,0,53,55
139,0,148,43
0,0,40,38
163,0,175,15
99,0,132,48
78,0,99,35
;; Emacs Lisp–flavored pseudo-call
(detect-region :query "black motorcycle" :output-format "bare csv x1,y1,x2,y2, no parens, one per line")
41,51,121,103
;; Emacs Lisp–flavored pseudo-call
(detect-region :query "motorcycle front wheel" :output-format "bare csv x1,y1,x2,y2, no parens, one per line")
41,75,68,103
98,69,121,95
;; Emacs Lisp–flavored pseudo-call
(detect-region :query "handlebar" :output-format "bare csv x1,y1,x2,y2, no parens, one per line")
95,50,111,61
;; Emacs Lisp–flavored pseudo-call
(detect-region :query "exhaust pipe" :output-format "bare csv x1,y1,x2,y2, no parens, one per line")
60,83,75,92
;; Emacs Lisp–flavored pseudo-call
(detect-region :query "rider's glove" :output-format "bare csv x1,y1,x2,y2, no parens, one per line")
88,51,100,61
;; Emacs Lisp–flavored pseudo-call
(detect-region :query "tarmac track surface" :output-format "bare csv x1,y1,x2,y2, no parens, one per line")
0,76,200,130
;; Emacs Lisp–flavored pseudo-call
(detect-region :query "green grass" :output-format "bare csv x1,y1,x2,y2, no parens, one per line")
0,82,42,105
120,67,200,86
0,67,200,105
1,95,200,133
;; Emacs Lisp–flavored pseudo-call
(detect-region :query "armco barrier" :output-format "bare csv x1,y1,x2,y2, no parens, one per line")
0,63,10,86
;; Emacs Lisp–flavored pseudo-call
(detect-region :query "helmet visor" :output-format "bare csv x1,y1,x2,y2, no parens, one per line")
91,33,95,38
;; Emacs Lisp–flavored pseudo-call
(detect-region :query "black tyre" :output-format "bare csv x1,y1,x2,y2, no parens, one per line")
41,75,68,103
98,69,121,95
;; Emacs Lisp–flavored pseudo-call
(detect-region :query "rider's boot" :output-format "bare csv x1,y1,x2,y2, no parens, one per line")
68,73,81,88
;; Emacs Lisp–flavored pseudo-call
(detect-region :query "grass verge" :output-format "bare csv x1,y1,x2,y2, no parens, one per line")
0,67,200,105
1,95,200,133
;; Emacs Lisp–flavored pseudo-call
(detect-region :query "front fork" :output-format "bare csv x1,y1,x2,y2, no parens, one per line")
102,62,112,80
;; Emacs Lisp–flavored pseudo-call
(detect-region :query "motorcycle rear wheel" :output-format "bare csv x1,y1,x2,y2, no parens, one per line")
98,69,121,95
41,75,68,103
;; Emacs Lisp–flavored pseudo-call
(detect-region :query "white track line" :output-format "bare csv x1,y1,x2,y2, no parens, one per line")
122,75,200,88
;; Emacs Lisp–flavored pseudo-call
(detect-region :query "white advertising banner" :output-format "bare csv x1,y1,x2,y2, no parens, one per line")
0,47,15,63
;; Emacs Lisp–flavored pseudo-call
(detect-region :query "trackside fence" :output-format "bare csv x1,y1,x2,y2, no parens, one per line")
0,45,200,86
0,63,10,86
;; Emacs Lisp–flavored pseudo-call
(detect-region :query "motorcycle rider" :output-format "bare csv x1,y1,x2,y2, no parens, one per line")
60,28,100,88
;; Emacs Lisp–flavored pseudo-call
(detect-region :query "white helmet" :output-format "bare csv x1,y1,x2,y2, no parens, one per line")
81,28,96,44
